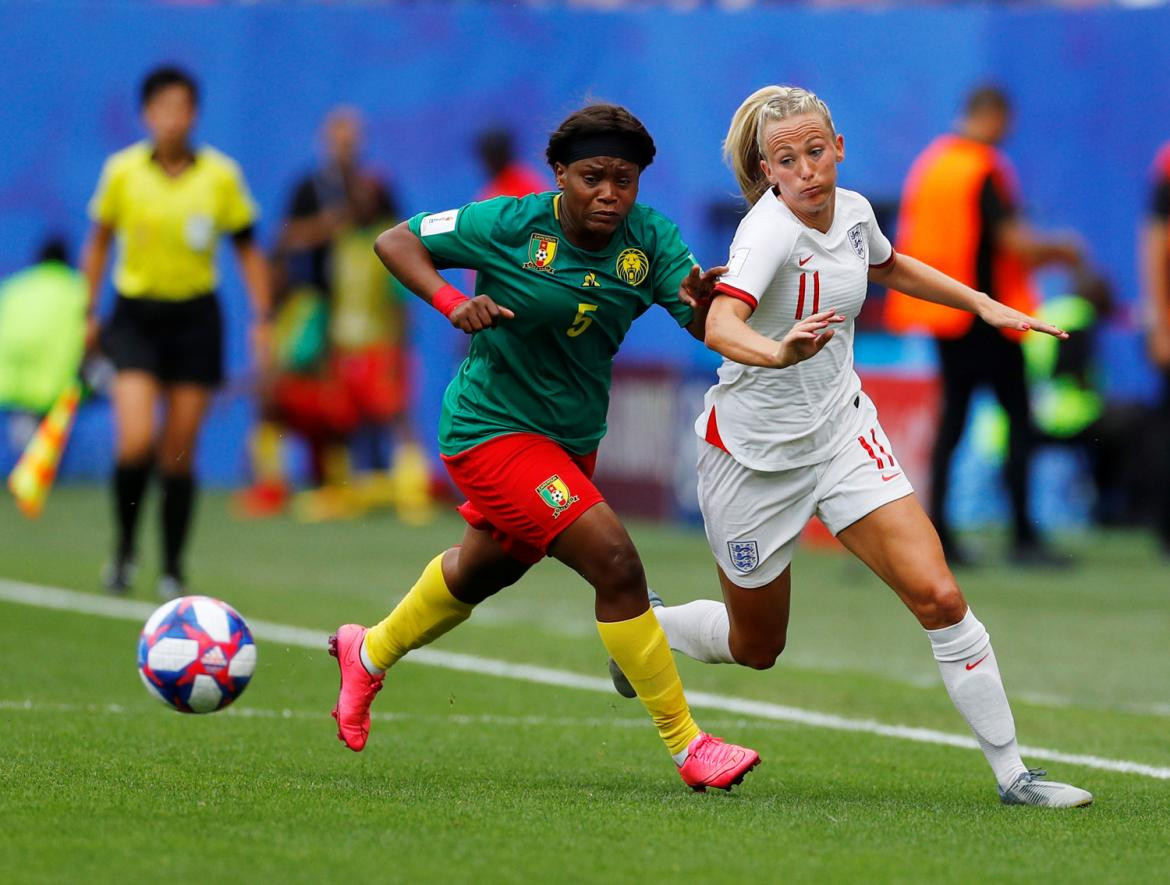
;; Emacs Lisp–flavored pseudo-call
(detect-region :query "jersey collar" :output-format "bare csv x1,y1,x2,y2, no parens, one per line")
149,145,199,172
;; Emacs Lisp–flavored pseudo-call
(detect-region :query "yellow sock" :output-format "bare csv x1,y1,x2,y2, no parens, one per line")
596,609,702,757
363,553,473,671
323,444,351,487
251,421,284,485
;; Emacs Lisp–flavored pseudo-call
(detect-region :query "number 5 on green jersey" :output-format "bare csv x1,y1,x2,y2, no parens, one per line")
567,302,598,338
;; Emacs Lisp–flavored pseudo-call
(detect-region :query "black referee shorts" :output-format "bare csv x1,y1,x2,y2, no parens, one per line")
101,293,224,387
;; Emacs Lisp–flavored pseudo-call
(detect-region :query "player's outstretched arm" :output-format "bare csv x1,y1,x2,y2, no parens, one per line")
705,295,844,368
871,252,1068,340
374,221,513,333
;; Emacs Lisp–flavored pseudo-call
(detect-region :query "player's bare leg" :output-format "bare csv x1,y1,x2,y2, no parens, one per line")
614,565,790,677
553,504,759,790
838,493,1092,807
104,371,160,594
331,525,528,751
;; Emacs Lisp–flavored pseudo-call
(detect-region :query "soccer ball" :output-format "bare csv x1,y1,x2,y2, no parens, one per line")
137,595,257,714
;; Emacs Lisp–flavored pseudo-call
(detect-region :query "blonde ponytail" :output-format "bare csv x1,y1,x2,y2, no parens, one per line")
722,85,837,206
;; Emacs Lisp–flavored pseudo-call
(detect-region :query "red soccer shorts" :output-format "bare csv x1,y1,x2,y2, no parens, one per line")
441,433,603,564
333,343,408,422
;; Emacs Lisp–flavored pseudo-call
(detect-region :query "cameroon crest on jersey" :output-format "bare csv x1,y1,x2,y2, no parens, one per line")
536,474,579,519
524,234,559,272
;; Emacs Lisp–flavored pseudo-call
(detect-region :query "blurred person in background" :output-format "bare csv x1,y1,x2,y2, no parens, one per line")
884,86,1084,567
84,65,270,599
973,270,1127,528
236,106,431,524
0,238,87,433
329,103,761,792
475,126,547,200
1018,271,1134,527
1141,141,1170,558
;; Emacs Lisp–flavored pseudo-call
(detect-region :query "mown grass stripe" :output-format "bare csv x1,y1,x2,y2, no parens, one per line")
3,577,1167,781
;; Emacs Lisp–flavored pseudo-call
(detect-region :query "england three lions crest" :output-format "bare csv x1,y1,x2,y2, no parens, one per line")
727,539,760,573
847,223,866,262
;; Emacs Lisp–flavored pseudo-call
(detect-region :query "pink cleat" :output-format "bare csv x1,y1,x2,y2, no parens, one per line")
677,733,760,792
328,624,384,751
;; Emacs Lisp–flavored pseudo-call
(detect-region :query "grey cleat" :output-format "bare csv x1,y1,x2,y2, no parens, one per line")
101,554,137,596
998,769,1093,808
156,574,186,601
607,589,664,699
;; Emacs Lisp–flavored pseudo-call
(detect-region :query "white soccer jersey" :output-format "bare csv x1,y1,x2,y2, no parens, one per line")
697,187,895,470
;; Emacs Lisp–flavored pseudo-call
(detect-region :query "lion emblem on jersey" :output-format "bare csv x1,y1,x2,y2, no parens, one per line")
847,223,867,262
615,248,649,286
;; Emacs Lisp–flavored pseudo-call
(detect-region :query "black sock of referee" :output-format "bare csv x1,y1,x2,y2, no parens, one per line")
113,460,152,560
161,472,196,581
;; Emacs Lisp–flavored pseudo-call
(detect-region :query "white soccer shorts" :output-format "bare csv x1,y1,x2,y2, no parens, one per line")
697,393,914,588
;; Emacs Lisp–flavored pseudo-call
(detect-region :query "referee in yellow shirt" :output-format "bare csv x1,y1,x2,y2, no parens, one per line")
82,66,270,599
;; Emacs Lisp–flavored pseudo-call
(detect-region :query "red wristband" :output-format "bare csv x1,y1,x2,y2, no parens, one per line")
431,284,470,318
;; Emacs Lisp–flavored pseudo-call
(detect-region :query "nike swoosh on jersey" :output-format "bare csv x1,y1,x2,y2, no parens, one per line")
798,254,813,266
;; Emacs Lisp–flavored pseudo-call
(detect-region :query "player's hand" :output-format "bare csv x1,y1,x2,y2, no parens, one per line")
679,264,729,310
978,298,1069,339
449,294,515,333
773,309,845,368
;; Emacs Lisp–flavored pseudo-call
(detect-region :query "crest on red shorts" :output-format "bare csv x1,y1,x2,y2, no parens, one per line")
536,474,579,519
524,233,559,272
727,539,760,573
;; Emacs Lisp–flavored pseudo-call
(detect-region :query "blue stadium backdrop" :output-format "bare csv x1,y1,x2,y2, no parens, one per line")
2,2,1167,529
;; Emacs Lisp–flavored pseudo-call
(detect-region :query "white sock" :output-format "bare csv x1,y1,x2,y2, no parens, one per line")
655,600,735,664
359,637,385,676
926,608,1028,789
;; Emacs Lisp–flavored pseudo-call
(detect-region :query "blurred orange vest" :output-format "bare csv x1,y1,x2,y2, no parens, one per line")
884,135,1036,341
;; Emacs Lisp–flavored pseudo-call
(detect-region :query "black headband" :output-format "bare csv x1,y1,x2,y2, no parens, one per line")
556,132,647,168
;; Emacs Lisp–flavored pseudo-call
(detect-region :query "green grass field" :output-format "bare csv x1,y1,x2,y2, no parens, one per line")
2,486,1169,883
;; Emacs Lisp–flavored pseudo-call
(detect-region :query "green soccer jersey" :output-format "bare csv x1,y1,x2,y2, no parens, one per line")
408,192,696,456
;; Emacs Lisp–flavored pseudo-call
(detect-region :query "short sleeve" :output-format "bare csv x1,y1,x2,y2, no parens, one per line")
863,198,895,269
714,208,797,311
218,158,259,234
87,155,121,226
649,216,696,328
406,200,500,270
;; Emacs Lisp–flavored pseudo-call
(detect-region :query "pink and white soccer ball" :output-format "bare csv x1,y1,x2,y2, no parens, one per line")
137,595,257,713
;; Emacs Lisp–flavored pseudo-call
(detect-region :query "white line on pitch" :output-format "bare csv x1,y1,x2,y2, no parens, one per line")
2,578,1168,782
0,699,780,733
